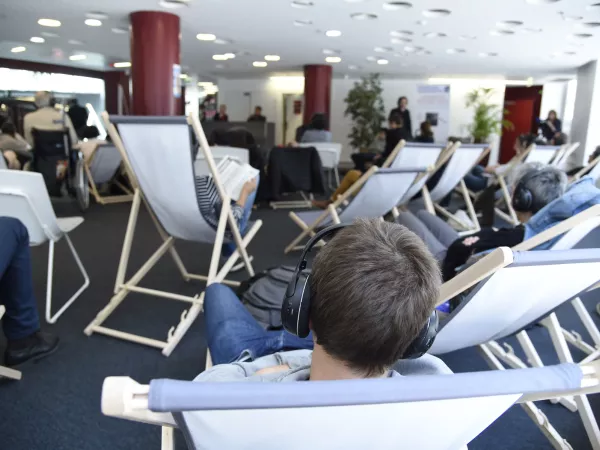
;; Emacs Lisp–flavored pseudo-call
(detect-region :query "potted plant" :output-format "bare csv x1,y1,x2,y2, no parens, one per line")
465,87,513,143
344,73,386,151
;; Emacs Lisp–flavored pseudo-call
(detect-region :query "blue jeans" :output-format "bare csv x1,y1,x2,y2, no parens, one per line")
222,176,259,257
0,217,40,340
203,283,314,365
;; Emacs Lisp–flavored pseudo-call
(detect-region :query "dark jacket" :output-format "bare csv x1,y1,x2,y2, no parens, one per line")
389,108,413,139
267,146,326,200
415,134,434,144
380,127,409,163
214,113,229,122
541,118,562,141
67,104,88,131
247,114,266,122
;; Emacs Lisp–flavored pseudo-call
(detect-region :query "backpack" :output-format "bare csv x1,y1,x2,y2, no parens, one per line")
237,266,307,330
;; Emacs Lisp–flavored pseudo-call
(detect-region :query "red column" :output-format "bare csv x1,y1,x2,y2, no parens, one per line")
303,65,332,126
130,11,180,115
104,71,130,115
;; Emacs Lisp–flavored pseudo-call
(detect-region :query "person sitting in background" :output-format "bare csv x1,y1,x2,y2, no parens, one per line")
23,91,79,148
300,113,332,143
0,122,32,169
541,110,562,142
396,163,569,280
371,128,387,153
247,106,266,122
389,96,413,140
415,121,434,143
67,98,89,139
567,146,600,177
214,104,229,122
0,217,59,367
196,218,450,380
550,132,567,146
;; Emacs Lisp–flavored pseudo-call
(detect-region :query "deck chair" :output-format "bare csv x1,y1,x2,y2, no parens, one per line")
432,247,600,449
284,167,426,253
0,170,89,323
101,360,600,450
0,306,22,380
194,146,250,177
573,153,600,183
84,113,262,357
420,144,490,234
84,142,133,205
298,142,342,189
525,144,562,165
552,142,581,169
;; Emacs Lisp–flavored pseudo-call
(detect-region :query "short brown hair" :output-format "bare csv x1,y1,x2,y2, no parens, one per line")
310,218,441,375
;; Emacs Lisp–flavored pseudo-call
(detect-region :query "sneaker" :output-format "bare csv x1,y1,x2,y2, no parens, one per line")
5,331,59,367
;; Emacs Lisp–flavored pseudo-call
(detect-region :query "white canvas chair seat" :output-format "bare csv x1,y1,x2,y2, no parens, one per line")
85,113,262,357
432,247,600,449
85,142,133,205
101,361,600,450
0,170,89,324
525,144,561,165
553,142,580,170
0,154,7,169
298,142,342,188
284,167,426,253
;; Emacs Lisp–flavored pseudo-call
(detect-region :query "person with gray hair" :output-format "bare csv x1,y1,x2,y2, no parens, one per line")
396,163,568,281
23,91,78,147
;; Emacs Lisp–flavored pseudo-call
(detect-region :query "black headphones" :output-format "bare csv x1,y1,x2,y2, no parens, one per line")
281,223,439,360
512,168,543,213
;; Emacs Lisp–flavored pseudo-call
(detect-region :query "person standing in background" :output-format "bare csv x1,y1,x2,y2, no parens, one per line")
247,106,266,122
389,96,413,140
67,99,88,139
541,110,562,142
214,104,229,122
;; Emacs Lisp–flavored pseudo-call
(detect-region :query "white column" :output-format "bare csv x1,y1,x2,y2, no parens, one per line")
570,60,600,167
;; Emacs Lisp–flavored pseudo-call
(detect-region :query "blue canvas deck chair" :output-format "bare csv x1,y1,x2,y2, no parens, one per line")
84,113,262,357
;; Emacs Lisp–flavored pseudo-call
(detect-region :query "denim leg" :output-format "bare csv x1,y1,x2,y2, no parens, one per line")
222,175,259,257
415,210,460,248
0,217,40,340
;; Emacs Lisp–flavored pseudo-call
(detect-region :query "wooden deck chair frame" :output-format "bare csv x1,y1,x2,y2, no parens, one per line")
283,141,406,254
84,142,134,205
84,112,262,357
0,306,22,381
421,144,490,235
552,142,581,169
573,153,600,183
435,247,600,449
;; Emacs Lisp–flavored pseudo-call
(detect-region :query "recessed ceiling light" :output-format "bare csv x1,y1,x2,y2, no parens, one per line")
69,54,87,61
323,49,341,55
446,48,466,54
291,0,313,8
459,34,476,40
86,12,108,20
570,33,593,39
84,19,102,27
223,53,236,59
579,22,600,28
523,27,543,33
68,39,84,45
350,13,378,20
30,37,45,43
415,49,432,56
326,30,342,37
564,51,577,56
111,27,128,34
391,37,412,44
253,61,268,67
294,19,313,26
159,0,189,8
383,2,413,11
38,18,61,27
325,56,342,63
213,54,228,60
11,46,26,53
490,29,515,36
391,30,413,37
497,20,523,27
404,45,423,52
197,33,216,41
424,32,446,38
265,55,280,61
374,46,393,52
113,61,131,68
366,56,377,61
214,38,231,45
377,59,389,65
41,31,59,38
479,52,498,57
526,0,560,3
422,9,451,18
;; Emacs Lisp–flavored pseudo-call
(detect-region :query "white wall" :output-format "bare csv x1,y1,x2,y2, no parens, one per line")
571,61,600,167
540,82,568,124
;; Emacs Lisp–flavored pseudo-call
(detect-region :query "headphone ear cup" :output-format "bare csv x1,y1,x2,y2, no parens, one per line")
281,271,312,338
402,310,439,359
512,183,532,213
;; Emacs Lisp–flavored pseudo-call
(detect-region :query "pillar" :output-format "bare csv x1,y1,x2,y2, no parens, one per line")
571,60,600,167
130,11,181,115
104,71,130,115
303,65,332,126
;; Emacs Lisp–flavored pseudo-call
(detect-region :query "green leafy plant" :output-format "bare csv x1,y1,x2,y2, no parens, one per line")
344,73,386,151
465,87,513,143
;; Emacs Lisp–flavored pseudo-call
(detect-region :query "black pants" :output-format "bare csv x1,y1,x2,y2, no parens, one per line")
351,152,378,172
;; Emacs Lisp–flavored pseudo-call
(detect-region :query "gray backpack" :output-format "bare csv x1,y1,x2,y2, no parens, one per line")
238,266,307,330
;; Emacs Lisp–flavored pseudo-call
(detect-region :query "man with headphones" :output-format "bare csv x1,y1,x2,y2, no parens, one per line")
195,218,451,383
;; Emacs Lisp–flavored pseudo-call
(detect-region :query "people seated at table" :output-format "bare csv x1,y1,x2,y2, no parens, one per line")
300,113,332,143
396,163,572,280
0,217,59,367
540,110,562,142
214,104,229,122
389,96,413,140
247,106,266,122
196,218,449,381
415,121,434,143
23,91,79,148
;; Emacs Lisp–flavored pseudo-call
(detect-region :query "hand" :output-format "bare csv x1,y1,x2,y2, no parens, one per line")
3,151,21,170
462,236,480,247
242,177,258,194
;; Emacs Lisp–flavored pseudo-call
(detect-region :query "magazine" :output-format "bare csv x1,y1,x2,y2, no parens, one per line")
214,156,259,201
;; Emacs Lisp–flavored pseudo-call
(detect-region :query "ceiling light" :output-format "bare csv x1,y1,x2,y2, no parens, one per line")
570,33,593,39
424,32,446,38
69,54,87,61
30,37,45,43
446,48,466,54
11,46,26,53
85,19,102,26
293,19,313,26
326,30,342,37
478,52,498,57
366,56,377,61
416,50,432,56
253,61,268,67
526,0,560,3
391,30,413,37
377,59,389,65
68,39,84,45
197,33,216,41
326,56,342,63
350,13,378,20
391,37,412,44
265,55,281,61
223,53,236,59
374,46,393,52
422,9,451,18
291,1,313,7
38,18,61,27
459,35,476,40
113,61,131,68
212,54,228,60
198,82,215,87
490,29,515,36
383,2,413,11
578,22,600,28
323,49,341,55
159,0,190,8
41,31,59,38
214,38,231,45
111,27,128,34
404,45,422,52
86,12,108,19
497,20,523,27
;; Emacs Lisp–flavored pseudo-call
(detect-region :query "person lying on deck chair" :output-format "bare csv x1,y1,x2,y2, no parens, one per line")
396,163,600,281
195,218,451,382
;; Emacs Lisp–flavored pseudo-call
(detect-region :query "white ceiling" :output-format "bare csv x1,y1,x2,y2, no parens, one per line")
0,0,599,81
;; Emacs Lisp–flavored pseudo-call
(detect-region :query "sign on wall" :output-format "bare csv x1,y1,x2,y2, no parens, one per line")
414,85,450,142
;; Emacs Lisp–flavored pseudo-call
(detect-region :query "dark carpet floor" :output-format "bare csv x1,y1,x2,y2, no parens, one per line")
0,200,599,450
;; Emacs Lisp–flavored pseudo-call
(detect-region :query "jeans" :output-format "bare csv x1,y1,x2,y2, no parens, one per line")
0,217,40,340
463,165,488,193
203,283,314,365
222,176,259,257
